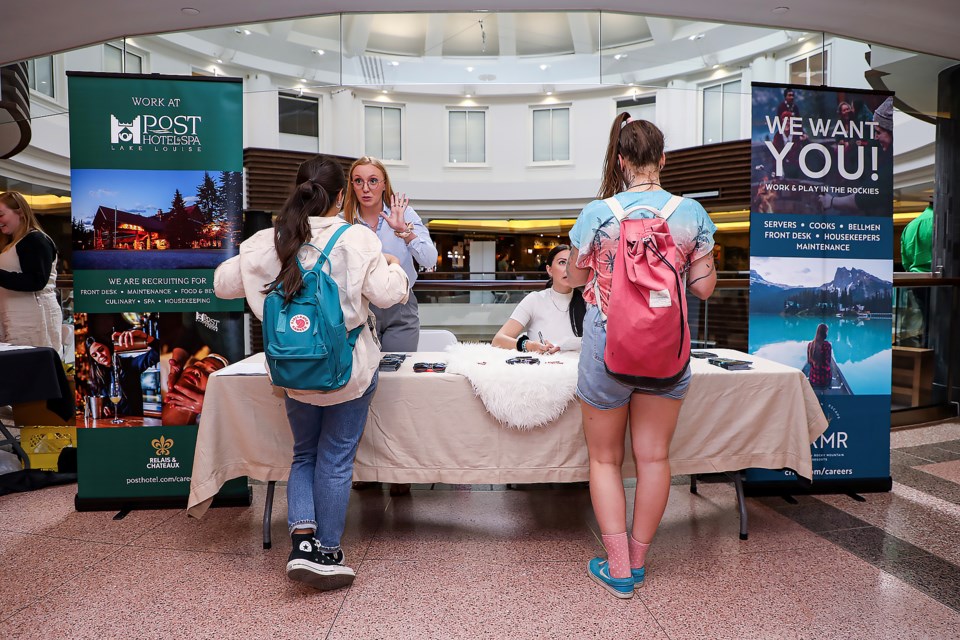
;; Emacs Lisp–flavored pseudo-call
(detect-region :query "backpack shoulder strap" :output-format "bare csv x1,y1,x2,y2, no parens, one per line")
310,223,351,273
657,195,684,220
602,196,628,221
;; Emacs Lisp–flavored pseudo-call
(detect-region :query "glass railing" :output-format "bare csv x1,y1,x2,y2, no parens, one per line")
414,272,960,422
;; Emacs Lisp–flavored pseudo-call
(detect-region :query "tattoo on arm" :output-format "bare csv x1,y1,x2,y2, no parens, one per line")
688,259,714,287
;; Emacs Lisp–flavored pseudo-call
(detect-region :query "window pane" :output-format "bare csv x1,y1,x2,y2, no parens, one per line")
382,107,402,161
126,52,142,74
702,85,722,144
364,106,383,157
449,111,466,162
722,81,741,142
809,51,825,85
789,59,807,85
552,108,569,161
532,109,552,162
822,50,829,85
466,111,485,163
104,45,123,73
278,95,318,137
635,102,656,124
31,56,53,97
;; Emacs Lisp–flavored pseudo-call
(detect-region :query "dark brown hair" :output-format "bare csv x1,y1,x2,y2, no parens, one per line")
543,244,586,337
265,155,345,303
597,113,666,199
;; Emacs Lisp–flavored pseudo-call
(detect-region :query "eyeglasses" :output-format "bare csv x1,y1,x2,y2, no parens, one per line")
352,177,382,189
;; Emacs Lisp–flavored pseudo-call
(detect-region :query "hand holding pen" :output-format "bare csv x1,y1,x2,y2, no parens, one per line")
526,331,560,355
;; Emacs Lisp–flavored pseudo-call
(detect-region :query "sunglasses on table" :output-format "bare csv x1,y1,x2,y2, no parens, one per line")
413,362,447,373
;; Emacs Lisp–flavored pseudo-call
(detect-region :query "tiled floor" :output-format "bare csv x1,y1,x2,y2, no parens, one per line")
1,422,960,639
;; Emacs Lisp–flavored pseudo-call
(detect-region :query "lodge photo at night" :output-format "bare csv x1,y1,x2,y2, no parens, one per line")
71,168,242,269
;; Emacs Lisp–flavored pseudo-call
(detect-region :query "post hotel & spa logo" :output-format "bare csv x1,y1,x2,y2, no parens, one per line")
108,97,203,153
148,436,181,470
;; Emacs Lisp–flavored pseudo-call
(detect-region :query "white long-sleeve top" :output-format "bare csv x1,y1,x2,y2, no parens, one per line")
214,215,409,406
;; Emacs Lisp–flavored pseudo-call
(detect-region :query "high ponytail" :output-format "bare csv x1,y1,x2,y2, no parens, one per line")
265,155,345,303
597,112,632,199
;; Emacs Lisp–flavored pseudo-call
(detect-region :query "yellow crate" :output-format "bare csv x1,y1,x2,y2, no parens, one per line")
20,427,77,471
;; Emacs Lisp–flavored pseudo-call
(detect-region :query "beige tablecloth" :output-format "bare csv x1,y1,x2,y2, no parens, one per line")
188,349,827,517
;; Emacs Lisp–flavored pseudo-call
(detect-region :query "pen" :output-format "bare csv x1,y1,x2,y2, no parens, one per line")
538,331,544,346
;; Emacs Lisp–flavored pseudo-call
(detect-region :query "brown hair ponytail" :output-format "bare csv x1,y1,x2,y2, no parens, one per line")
597,112,632,199
265,155,345,303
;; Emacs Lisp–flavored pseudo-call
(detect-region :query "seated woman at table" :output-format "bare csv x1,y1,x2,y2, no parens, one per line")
492,244,586,354
566,113,717,598
0,191,63,355
806,323,832,389
213,154,408,591
85,329,160,418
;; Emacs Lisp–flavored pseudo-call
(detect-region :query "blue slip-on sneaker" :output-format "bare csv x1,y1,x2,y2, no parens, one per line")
588,557,634,599
632,565,645,589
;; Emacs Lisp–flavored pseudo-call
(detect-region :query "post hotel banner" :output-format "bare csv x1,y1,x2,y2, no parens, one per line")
67,73,248,508
746,82,894,494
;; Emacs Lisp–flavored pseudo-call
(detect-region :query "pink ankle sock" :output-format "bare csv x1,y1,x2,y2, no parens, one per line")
628,535,650,570
601,532,631,579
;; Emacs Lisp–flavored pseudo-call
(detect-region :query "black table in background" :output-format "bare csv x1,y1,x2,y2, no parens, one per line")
0,346,74,469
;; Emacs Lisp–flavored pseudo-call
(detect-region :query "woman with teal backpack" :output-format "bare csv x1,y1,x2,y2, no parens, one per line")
214,154,408,590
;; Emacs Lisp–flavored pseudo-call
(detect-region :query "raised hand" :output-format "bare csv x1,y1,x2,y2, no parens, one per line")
381,192,410,233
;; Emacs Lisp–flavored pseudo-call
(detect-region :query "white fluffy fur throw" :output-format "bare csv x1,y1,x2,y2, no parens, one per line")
444,342,579,430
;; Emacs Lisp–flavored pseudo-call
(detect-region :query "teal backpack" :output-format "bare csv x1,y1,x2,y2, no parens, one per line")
261,224,363,391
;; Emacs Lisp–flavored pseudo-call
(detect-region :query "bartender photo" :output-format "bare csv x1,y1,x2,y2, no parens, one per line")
85,329,160,417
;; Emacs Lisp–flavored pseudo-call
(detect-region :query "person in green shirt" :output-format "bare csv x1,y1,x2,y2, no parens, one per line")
901,205,933,272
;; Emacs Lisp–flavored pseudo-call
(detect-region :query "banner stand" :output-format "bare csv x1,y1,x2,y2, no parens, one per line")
67,72,247,510
745,82,895,495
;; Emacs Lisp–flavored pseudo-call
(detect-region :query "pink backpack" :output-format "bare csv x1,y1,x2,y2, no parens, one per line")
597,195,689,388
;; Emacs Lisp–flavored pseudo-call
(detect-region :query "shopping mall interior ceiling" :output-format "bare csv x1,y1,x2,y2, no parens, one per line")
4,1,959,65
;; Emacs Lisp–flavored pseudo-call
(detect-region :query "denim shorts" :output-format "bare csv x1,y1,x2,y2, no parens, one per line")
577,305,692,410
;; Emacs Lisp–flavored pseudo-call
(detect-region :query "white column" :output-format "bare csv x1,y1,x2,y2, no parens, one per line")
244,73,279,149
469,240,496,304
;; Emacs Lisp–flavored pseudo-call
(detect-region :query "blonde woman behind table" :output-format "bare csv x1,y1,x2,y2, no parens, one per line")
0,191,63,355
492,244,586,355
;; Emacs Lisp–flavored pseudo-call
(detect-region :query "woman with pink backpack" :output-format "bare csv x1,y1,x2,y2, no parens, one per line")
566,114,718,598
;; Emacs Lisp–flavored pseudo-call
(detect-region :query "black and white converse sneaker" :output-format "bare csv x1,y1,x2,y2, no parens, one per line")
286,533,356,591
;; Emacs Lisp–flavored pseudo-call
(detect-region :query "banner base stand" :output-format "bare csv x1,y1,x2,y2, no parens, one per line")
743,477,892,497
74,485,251,512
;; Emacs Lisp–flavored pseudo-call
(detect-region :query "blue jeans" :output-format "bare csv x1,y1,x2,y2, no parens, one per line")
284,373,377,552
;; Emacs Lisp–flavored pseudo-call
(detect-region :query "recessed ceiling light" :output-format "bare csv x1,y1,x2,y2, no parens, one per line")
798,36,806,42
181,7,200,16
466,66,474,72
539,64,550,71
301,78,307,82
381,89,389,94
689,33,704,41
546,91,553,96
243,29,252,35
216,58,223,64
312,49,325,55
465,93,472,98
389,61,400,66
613,54,627,61
713,64,720,69
772,6,790,14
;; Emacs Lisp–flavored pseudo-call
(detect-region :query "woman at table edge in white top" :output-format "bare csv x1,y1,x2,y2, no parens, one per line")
212,154,409,591
0,191,63,355
565,113,717,598
491,244,586,354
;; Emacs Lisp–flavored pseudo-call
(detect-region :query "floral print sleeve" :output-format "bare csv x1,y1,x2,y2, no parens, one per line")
568,192,716,314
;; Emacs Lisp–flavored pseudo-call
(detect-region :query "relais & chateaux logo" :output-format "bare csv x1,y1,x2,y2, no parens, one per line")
148,435,181,469
108,96,203,153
